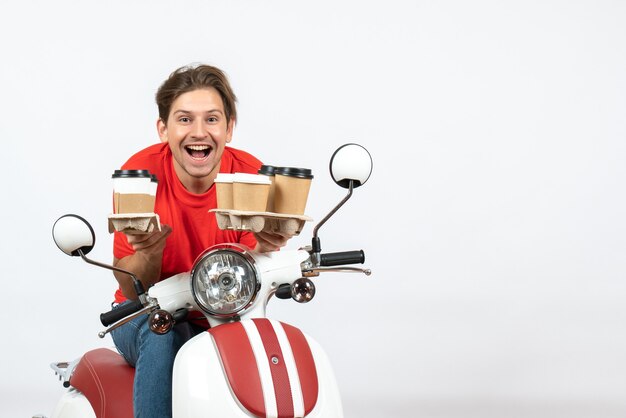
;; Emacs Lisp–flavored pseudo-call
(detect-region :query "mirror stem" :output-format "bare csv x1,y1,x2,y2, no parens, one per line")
77,249,147,302
311,180,354,259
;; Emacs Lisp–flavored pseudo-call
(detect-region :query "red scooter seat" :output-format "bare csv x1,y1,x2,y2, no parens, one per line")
70,348,135,418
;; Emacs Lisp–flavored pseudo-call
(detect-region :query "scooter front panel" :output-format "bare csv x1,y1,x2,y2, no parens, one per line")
207,319,265,416
173,319,335,417
211,319,318,417
280,321,318,414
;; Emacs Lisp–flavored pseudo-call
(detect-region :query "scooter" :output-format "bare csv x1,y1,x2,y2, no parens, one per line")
43,143,373,418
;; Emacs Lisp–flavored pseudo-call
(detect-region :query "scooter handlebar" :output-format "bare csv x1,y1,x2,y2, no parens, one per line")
100,299,144,326
319,250,365,266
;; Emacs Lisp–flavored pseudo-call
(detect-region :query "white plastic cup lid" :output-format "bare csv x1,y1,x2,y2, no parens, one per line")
215,173,235,183
233,173,271,185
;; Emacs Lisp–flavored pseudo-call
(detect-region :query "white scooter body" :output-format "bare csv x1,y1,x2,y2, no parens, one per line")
49,250,345,418
156,249,345,417
50,389,96,418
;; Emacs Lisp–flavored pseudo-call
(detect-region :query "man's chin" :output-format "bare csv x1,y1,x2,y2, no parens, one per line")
185,164,218,180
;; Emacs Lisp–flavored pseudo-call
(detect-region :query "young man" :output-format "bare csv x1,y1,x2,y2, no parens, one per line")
110,64,289,418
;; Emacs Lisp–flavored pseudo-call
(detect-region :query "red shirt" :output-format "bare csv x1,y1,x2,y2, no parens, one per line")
113,143,261,303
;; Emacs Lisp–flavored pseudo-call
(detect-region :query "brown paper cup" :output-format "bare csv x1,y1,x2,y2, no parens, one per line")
233,182,270,212
216,182,234,209
264,176,276,212
273,175,312,215
258,165,277,212
215,173,235,209
232,173,271,212
114,193,156,214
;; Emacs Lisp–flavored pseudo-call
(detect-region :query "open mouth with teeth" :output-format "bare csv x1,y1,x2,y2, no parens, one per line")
185,144,213,160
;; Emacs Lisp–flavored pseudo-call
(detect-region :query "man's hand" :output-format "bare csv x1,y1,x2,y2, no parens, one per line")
254,230,293,253
113,224,172,299
125,224,172,254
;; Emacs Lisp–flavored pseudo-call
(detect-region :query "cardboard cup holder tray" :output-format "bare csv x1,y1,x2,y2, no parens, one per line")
108,213,161,235
210,209,312,235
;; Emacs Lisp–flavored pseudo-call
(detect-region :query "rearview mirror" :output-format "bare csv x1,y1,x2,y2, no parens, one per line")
52,214,95,256
329,143,373,189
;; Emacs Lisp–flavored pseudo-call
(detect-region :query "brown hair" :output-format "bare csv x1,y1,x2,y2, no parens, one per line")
156,64,237,124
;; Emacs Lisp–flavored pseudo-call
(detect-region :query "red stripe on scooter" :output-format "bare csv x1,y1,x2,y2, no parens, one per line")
253,318,294,417
282,322,319,414
209,323,266,416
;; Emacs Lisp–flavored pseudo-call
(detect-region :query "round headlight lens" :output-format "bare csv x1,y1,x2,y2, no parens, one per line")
191,248,258,316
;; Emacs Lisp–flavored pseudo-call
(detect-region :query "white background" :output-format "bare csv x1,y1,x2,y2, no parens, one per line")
1,1,626,417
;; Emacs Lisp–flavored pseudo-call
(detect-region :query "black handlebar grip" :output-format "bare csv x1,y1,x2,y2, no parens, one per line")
275,283,293,299
100,299,144,326
320,250,365,266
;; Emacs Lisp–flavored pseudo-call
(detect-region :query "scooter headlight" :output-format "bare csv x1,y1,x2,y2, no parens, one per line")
191,245,259,317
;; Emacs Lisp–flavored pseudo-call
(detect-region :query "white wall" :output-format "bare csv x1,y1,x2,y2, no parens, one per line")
1,1,626,417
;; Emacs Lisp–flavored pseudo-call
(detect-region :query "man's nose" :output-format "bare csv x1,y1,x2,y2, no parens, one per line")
191,120,208,138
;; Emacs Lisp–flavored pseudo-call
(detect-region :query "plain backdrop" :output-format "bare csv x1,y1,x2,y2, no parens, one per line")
1,1,626,417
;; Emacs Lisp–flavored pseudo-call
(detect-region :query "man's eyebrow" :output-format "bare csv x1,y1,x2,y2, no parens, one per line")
172,109,224,115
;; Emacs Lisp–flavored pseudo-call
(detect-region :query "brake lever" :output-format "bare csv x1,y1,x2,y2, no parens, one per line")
303,267,371,277
98,303,158,338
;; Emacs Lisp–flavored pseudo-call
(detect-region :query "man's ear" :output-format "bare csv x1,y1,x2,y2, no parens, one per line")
226,118,235,143
157,118,168,143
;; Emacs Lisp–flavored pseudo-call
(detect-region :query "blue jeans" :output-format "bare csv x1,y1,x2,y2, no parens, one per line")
110,302,204,418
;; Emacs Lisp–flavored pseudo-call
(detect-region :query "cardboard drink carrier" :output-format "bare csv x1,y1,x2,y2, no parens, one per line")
212,166,314,236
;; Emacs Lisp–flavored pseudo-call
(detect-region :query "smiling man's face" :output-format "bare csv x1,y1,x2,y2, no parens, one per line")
157,88,234,194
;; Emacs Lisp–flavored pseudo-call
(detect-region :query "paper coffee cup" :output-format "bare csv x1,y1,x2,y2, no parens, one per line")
258,165,277,212
215,173,235,210
273,167,313,215
150,175,158,197
233,173,271,212
112,170,155,214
